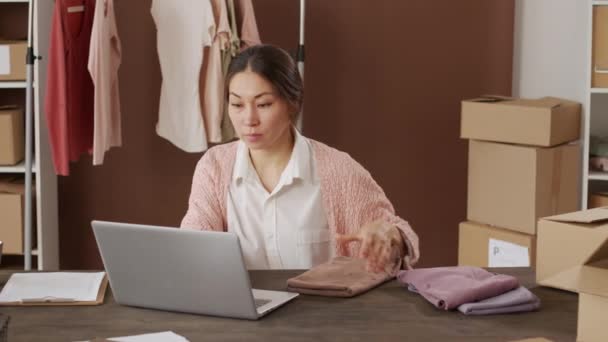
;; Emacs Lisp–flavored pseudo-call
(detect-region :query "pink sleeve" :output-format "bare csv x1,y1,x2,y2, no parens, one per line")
343,158,420,268
44,2,70,176
180,150,225,231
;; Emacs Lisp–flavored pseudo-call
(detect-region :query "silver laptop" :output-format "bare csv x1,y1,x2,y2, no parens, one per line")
92,220,299,320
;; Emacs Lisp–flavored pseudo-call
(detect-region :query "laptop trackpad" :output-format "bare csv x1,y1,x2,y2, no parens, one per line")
254,298,272,308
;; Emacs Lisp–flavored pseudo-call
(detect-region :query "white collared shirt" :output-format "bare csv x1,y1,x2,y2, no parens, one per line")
226,130,331,269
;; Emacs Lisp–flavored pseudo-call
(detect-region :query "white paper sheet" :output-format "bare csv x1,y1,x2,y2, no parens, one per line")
488,239,530,267
0,272,105,302
81,331,189,342
0,45,10,75
112,332,188,342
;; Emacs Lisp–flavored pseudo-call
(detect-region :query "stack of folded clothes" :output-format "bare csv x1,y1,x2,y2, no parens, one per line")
397,266,540,315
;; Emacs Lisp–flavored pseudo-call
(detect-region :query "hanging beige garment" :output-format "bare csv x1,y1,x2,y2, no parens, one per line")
88,0,122,165
202,0,231,143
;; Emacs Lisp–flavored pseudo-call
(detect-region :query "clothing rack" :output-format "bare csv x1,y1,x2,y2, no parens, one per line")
18,0,304,270
296,0,305,132
23,0,38,270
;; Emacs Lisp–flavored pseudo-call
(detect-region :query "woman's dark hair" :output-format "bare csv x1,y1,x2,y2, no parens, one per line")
226,44,304,122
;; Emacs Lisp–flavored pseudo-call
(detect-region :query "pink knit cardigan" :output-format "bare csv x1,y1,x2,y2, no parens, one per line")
181,139,420,267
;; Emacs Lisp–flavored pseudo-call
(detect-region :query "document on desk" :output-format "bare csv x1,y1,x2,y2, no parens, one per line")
0,272,106,303
85,331,189,342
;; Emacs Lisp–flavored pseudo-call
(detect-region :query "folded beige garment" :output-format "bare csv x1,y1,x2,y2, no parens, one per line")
286,256,394,297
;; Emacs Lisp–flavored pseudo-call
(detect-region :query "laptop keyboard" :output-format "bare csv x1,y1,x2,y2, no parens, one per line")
254,298,272,308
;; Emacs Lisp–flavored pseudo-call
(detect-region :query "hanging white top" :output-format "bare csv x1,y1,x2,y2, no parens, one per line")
151,0,215,152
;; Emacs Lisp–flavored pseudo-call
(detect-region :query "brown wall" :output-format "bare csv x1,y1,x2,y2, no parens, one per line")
58,0,514,269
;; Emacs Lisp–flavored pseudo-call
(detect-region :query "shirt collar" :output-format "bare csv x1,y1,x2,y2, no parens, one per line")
232,128,313,184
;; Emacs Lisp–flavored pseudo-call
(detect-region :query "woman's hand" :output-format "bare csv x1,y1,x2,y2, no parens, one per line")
336,219,405,273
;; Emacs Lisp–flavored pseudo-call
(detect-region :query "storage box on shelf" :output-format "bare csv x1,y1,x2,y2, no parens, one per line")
0,175,36,255
583,3,608,210
0,40,26,81
0,105,24,165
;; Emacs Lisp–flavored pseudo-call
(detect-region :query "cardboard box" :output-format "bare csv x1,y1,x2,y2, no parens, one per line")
536,208,608,291
589,192,608,209
467,140,580,235
461,96,581,147
0,40,26,81
592,6,608,88
537,208,608,342
0,176,35,254
578,293,608,342
458,221,535,268
0,105,24,165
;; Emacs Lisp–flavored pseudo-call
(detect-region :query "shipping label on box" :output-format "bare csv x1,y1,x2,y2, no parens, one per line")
488,238,530,267
458,221,535,268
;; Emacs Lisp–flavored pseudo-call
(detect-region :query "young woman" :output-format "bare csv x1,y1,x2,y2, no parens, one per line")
181,45,419,273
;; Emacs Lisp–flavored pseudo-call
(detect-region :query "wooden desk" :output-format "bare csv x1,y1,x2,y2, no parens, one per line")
0,268,576,342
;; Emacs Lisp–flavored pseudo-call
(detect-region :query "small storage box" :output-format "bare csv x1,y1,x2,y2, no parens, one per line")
0,105,24,165
0,40,26,81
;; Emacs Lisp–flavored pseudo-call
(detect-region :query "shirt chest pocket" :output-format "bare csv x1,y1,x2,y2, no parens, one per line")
297,228,331,269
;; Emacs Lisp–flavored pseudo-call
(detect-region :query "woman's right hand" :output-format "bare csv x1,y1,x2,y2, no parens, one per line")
336,219,405,273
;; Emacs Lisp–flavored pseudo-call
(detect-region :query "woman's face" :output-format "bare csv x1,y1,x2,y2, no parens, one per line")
228,70,293,151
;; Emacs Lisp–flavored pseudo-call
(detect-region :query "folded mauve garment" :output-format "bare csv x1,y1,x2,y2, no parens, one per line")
286,256,394,297
457,286,540,315
397,266,519,310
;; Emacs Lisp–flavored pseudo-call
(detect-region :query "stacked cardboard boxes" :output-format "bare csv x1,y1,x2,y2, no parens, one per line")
458,96,581,268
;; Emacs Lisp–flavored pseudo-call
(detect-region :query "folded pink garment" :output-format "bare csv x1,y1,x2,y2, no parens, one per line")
286,256,394,297
397,266,519,310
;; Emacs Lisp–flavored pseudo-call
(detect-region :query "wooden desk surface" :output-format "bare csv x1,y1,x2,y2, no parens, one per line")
0,268,576,342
